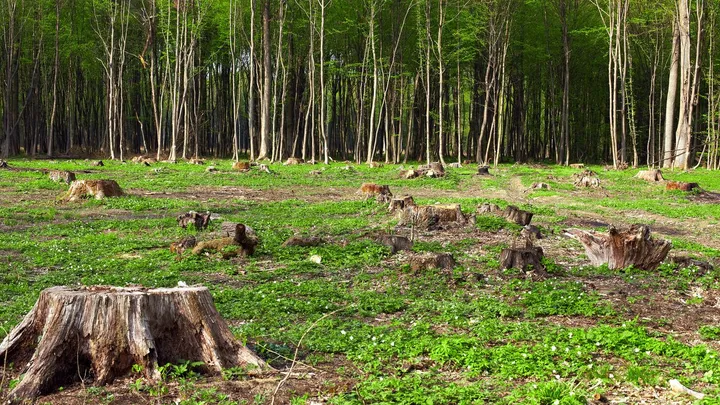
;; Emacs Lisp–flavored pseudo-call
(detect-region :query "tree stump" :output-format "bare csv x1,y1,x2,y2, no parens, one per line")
283,157,304,165
408,253,455,272
635,169,664,182
48,170,76,185
666,181,700,192
388,195,416,213
569,163,585,169
177,211,212,230
194,223,258,257
399,169,421,179
0,286,267,401
573,170,600,188
477,202,501,214
63,180,124,202
504,205,533,226
0,159,8,168
232,161,251,172
500,244,547,277
564,225,671,270
477,166,490,176
426,162,445,178
91,160,104,167
398,204,467,230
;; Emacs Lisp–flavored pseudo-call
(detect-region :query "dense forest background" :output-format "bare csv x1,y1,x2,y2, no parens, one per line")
0,0,718,168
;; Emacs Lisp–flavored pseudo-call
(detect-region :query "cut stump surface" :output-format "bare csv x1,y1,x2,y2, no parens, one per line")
0,286,267,402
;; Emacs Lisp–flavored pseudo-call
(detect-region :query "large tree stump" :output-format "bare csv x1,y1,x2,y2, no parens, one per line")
477,166,491,176
63,180,124,202
426,162,445,178
0,286,267,401
573,170,600,188
397,204,467,230
564,225,671,270
408,253,456,272
635,169,664,182
504,205,533,226
283,157,304,165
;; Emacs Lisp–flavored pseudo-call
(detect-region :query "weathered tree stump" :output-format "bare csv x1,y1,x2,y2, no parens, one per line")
521,225,543,240
0,159,8,168
177,211,212,230
531,182,550,190
500,244,547,276
398,204,467,230
48,170,76,185
194,223,258,257
400,169,421,179
368,161,384,168
635,169,664,182
282,235,324,247
388,195,416,213
0,286,267,401
170,236,198,255
477,166,491,176
504,205,533,226
91,160,104,167
408,253,455,272
63,180,124,202
573,170,600,188
258,164,272,173
564,225,671,270
426,162,445,178
666,181,700,192
232,161,251,172
569,163,585,169
283,157,304,165
377,235,413,254
477,203,533,226
188,158,205,165
447,162,462,169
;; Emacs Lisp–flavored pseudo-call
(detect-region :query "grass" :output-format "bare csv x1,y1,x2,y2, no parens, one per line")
1,159,720,404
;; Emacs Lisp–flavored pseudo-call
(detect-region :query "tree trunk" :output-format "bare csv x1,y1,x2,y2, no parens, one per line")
0,286,267,402
258,0,271,160
663,23,680,168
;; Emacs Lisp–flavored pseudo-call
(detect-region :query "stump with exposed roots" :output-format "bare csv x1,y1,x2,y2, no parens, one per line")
0,286,267,402
564,225,671,270
63,180,124,202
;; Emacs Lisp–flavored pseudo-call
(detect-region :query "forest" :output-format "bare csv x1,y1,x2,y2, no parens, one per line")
1,0,719,168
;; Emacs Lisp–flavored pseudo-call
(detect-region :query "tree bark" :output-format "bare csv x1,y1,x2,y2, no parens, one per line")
0,286,267,401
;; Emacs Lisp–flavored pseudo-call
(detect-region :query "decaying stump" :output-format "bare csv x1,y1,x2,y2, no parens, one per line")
447,162,462,169
282,235,324,247
573,169,600,188
635,169,664,182
131,156,156,165
569,163,585,169
283,157,304,165
388,195,416,213
377,235,413,254
398,204,467,230
91,160,104,167
368,161,384,168
426,162,445,178
48,170,76,185
408,253,455,272
188,158,205,165
477,166,491,176
477,203,533,226
531,182,550,190
232,161,251,172
564,225,671,270
0,286,267,401
63,180,124,202
400,169,421,179
0,159,7,168
504,205,533,226
193,223,258,257
500,242,547,277
177,211,212,230
358,183,393,203
170,236,197,255
666,181,700,192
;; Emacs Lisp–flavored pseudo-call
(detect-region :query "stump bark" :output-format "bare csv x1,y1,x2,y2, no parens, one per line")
388,195,416,213
63,180,124,202
635,169,664,182
0,286,267,401
397,204,467,230
500,245,547,276
666,181,700,192
564,225,671,270
408,253,456,272
504,205,533,226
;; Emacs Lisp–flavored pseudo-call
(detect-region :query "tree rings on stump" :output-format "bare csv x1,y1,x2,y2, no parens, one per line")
0,286,267,401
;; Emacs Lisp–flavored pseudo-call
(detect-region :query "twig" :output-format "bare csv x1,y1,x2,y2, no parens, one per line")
270,307,346,405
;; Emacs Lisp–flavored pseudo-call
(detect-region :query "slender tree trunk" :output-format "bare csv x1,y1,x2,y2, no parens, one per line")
258,0,271,160
47,0,61,157
663,23,680,168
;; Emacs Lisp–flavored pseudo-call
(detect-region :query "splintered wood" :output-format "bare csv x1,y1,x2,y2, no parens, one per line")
0,286,267,401
564,225,671,270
